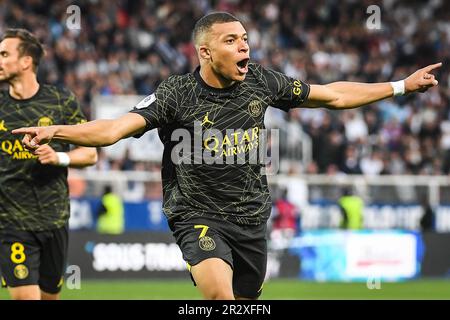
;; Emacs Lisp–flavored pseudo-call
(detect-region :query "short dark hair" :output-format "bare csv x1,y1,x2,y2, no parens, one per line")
104,185,113,194
1,28,44,72
192,12,241,46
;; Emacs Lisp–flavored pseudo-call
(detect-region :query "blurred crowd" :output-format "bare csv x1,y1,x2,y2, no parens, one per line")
1,0,450,179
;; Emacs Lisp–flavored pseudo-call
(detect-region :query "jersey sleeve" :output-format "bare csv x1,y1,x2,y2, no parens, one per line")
259,64,310,112
129,78,178,136
62,89,88,125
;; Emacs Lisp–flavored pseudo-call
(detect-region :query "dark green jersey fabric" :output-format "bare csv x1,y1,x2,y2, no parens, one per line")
131,63,310,226
0,85,86,231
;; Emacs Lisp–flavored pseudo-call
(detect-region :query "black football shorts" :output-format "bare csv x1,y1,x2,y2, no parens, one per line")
171,217,267,299
0,225,68,294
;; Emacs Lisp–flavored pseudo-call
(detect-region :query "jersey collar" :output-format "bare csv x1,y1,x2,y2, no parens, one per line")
193,66,240,96
7,84,44,103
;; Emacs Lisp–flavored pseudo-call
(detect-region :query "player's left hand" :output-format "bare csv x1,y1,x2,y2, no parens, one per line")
404,62,442,94
34,144,59,166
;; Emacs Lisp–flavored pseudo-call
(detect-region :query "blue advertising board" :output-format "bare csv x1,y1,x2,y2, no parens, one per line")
289,230,424,282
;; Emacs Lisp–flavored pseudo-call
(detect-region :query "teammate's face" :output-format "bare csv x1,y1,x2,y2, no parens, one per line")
205,21,250,83
0,38,25,82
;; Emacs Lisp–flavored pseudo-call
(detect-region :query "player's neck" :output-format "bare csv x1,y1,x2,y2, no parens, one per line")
9,74,40,100
199,66,235,89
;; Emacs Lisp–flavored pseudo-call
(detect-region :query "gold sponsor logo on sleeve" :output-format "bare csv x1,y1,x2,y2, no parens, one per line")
293,80,303,96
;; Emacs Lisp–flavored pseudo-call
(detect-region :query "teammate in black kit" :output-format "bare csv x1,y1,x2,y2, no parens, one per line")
0,29,97,300
14,13,441,299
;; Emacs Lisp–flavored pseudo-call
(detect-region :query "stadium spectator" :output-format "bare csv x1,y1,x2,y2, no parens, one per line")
97,185,125,235
338,187,364,230
420,195,435,232
270,188,299,245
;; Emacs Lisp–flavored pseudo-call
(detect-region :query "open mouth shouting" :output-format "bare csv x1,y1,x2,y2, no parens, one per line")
236,58,250,74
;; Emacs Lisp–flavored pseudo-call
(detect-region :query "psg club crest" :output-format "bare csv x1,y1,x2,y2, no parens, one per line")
198,236,216,251
37,116,53,127
248,100,262,117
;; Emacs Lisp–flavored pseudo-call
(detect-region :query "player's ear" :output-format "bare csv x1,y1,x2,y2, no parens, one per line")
199,45,211,61
20,55,33,71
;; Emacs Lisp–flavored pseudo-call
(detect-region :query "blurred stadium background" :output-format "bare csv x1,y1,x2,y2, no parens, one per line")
1,0,450,299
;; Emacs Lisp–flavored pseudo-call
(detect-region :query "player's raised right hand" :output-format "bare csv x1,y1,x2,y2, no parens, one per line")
12,126,56,150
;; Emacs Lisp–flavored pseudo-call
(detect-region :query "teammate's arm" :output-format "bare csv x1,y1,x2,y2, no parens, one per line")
303,62,442,109
12,113,147,149
65,147,98,167
34,144,97,167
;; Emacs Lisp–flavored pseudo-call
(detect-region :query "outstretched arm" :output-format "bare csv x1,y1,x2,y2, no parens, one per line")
12,113,147,149
303,62,442,109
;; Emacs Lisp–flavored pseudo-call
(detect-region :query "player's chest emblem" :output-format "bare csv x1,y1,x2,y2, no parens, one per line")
38,116,53,127
0,120,7,132
201,112,215,127
248,100,263,117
